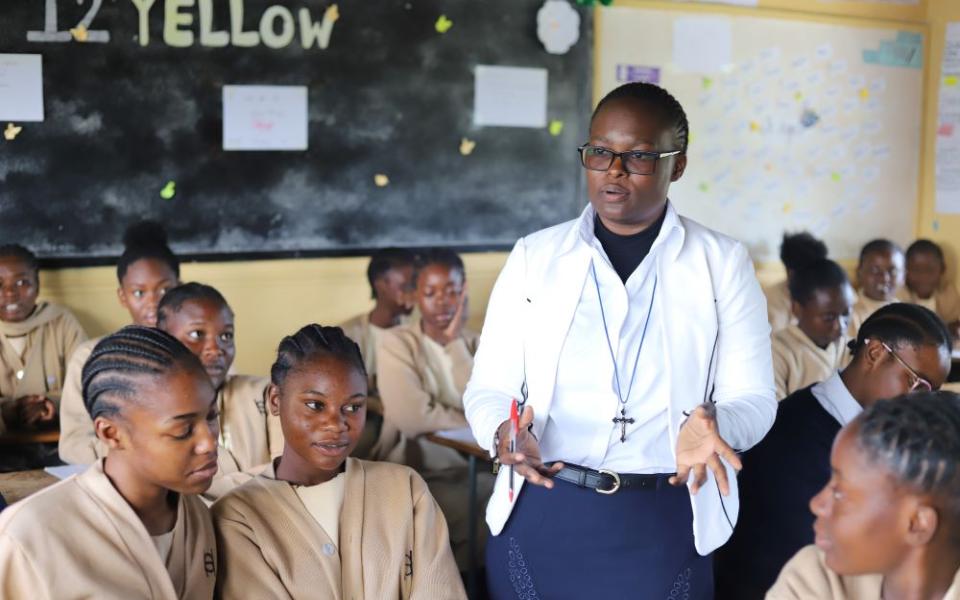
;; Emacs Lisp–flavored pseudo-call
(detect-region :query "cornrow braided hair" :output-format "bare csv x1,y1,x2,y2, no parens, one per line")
854,391,960,521
81,325,202,420
271,324,367,387
848,303,951,358
0,244,39,274
593,82,690,153
156,282,230,328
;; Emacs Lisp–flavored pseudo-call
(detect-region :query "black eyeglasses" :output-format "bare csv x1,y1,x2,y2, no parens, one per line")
577,145,683,176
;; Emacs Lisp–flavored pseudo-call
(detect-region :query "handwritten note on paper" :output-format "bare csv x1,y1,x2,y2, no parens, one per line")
223,85,308,151
936,22,960,213
0,54,44,122
473,65,548,128
673,17,732,73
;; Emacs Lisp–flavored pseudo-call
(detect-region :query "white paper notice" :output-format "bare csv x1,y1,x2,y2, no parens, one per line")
936,23,960,213
474,66,548,128
674,0,757,6
673,17,733,73
0,54,44,122
223,85,308,151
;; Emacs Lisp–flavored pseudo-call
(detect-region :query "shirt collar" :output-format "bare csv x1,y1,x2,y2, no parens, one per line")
811,371,862,426
577,201,682,254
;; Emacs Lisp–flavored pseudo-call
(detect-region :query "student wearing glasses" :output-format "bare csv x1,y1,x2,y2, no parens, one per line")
464,82,775,598
715,303,952,600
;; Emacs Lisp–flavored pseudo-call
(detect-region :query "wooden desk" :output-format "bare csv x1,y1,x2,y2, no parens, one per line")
0,430,59,445
0,469,59,504
425,430,490,600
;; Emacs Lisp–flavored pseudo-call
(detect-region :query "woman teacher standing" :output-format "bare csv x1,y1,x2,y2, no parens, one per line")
464,82,776,598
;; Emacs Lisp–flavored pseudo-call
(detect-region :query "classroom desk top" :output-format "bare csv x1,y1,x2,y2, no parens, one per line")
0,429,59,445
0,469,59,504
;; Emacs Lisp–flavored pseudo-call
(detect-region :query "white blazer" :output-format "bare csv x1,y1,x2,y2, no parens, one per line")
464,203,776,555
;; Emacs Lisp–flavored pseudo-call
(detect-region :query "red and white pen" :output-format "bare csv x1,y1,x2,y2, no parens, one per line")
509,398,519,502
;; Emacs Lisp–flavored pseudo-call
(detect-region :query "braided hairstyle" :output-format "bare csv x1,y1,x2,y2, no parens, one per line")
81,325,203,421
788,258,849,306
367,248,416,300
116,221,180,283
156,282,230,328
849,303,951,358
854,392,960,525
858,238,903,268
413,248,465,286
593,82,690,153
0,244,39,274
780,232,828,273
271,324,367,388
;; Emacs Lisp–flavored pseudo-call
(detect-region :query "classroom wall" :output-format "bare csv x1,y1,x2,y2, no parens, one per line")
37,252,510,377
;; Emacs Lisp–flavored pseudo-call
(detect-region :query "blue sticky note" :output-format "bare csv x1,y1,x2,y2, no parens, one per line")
863,49,880,64
896,31,923,47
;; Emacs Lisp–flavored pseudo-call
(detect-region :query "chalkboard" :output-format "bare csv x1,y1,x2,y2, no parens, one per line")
0,0,592,261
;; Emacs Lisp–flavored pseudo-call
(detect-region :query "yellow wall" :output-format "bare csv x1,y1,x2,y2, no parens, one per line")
38,252,509,377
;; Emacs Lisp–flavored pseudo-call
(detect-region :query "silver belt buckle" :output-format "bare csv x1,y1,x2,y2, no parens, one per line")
596,469,621,495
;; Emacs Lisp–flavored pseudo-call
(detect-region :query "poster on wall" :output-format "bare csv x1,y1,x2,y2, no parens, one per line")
935,23,960,214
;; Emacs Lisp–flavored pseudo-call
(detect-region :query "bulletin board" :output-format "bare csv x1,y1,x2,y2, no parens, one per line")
596,3,925,261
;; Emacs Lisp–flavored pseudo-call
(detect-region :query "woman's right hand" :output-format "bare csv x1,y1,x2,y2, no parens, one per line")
495,405,563,489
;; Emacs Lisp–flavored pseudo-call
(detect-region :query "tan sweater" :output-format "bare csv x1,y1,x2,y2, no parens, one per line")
772,325,849,400
0,459,217,599
213,457,466,600
58,336,106,463
0,302,87,434
848,294,896,339
765,279,794,333
768,545,960,599
897,284,960,325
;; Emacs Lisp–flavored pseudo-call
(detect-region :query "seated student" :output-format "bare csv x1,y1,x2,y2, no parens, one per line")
898,239,960,337
0,327,219,598
850,239,904,338
768,392,960,600
765,232,829,332
772,259,854,400
213,324,465,599
715,304,952,600
60,221,180,464
339,247,416,397
377,248,491,570
0,244,87,468
157,283,282,498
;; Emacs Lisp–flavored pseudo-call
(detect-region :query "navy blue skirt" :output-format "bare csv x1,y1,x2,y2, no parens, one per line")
486,473,712,600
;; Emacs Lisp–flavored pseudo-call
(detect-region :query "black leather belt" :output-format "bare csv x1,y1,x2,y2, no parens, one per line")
553,463,669,495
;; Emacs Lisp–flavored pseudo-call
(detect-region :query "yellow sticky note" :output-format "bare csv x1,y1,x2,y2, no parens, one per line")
70,25,88,42
859,87,869,101
3,123,23,141
749,121,761,132
374,174,390,187
435,15,453,33
548,120,564,136
794,91,803,101
325,4,340,22
160,181,176,200
698,182,709,193
945,75,959,87
702,77,713,90
831,172,842,183
782,202,793,214
459,138,476,155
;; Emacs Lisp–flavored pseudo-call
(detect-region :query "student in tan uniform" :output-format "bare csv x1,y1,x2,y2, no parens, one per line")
765,232,829,333
898,239,960,337
339,247,416,395
850,239,904,338
213,324,465,599
773,258,854,399
0,326,219,599
60,221,180,464
157,283,282,498
768,392,960,600
0,244,87,469
377,248,491,570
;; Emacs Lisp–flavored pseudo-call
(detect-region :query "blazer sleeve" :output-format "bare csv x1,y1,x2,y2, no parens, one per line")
0,534,52,600
771,338,790,401
409,473,468,600
58,343,104,464
377,331,468,437
463,239,528,454
213,505,295,600
712,242,777,452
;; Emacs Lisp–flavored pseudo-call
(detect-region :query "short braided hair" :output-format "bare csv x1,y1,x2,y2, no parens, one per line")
156,282,230,328
593,82,690,153
81,325,202,420
854,392,960,524
270,324,366,387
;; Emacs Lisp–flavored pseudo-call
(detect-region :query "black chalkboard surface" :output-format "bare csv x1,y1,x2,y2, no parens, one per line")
0,0,592,261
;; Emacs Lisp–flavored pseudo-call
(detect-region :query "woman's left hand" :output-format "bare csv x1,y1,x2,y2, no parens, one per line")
668,403,742,496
